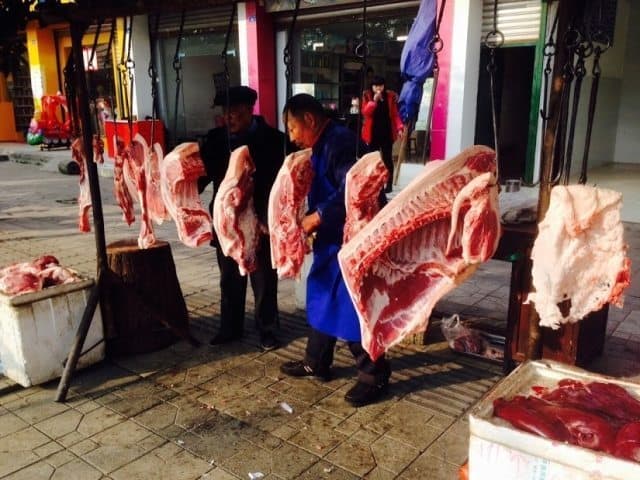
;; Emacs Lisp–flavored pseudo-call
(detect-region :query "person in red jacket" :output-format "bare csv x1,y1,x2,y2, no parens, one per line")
361,76,405,192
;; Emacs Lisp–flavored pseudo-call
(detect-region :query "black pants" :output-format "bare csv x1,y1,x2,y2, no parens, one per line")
304,327,390,386
370,141,394,192
215,235,278,337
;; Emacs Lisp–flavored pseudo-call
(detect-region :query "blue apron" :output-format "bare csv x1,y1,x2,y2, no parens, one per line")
306,122,361,341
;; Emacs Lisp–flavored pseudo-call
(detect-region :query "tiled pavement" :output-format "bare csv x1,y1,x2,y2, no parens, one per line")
0,147,639,479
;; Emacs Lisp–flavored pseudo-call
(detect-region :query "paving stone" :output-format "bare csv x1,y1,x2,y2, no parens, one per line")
199,467,238,480
271,443,319,479
0,451,40,477
51,457,103,480
2,461,54,479
399,453,459,480
33,440,63,458
324,437,376,478
4,389,70,424
297,460,360,479
364,466,397,480
132,401,178,432
424,420,469,465
76,407,126,437
1,426,50,451
220,441,273,477
370,435,420,474
34,408,83,439
289,422,348,457
109,445,214,480
71,399,102,414
56,430,88,448
68,438,99,456
0,412,29,438
45,450,76,468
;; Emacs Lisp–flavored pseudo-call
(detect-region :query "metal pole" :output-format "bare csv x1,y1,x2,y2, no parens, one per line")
56,21,109,402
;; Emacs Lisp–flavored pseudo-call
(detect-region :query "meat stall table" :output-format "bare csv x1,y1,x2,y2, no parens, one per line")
493,222,609,373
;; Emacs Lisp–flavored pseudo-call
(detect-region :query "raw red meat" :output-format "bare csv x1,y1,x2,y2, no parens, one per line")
527,185,631,329
494,379,640,462
614,422,640,462
0,255,78,296
71,135,104,233
113,137,135,226
343,151,388,243
268,148,314,279
493,397,571,441
145,141,169,226
213,146,259,275
537,404,616,452
160,142,213,248
538,379,640,424
338,145,500,360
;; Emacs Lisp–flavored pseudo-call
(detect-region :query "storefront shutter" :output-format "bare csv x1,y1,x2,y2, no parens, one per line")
157,7,235,35
481,0,542,45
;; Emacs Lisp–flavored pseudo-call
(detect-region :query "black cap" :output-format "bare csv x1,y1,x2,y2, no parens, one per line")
213,86,258,107
371,76,385,86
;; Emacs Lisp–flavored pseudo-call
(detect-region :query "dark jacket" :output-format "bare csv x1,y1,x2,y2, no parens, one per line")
199,115,290,226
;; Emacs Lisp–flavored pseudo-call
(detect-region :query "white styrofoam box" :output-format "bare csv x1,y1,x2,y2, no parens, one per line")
468,360,640,480
0,278,104,387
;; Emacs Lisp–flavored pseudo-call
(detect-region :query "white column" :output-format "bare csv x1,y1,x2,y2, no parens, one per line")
445,0,482,157
237,2,250,86
131,14,152,120
275,29,287,131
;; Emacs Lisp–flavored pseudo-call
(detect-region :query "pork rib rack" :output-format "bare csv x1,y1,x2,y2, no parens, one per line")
268,148,313,279
213,146,259,275
160,142,213,248
338,145,500,360
527,184,631,329
343,151,388,244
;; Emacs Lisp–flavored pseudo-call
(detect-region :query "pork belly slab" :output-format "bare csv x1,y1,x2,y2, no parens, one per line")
213,146,259,275
338,145,500,360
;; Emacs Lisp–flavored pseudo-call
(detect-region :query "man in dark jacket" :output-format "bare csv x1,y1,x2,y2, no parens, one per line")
199,86,288,351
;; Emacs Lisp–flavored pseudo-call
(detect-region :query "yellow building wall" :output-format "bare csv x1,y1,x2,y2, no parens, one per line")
26,20,120,115
0,74,19,141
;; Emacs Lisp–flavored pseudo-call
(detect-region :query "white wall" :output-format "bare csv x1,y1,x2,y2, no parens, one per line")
567,0,636,171
614,0,640,164
132,15,152,120
445,0,482,157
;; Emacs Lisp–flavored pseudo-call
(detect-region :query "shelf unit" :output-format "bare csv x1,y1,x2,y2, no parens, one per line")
10,67,34,136
300,51,340,109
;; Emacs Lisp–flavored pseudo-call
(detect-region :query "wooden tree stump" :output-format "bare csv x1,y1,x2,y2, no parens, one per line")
101,239,194,356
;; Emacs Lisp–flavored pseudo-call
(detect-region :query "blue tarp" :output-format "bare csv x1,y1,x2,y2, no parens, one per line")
398,0,437,125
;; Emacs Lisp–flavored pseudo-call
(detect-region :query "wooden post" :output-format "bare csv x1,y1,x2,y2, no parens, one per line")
393,122,412,186
527,0,581,360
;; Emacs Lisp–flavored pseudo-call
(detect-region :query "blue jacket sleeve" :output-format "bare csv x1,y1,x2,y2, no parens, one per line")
315,136,357,242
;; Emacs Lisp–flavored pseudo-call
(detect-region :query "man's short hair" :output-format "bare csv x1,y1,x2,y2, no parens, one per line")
283,94,326,120
214,86,257,107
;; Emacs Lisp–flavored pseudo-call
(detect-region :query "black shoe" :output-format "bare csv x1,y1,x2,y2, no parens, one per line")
260,332,280,352
209,332,241,346
280,360,332,381
344,380,389,407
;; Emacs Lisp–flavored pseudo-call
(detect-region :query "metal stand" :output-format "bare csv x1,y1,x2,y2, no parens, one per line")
56,21,109,403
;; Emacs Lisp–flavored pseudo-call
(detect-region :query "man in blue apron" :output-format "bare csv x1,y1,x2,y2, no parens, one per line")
279,94,391,407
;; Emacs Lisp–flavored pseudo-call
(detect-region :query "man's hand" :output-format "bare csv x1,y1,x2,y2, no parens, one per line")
301,211,321,234
373,92,383,103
